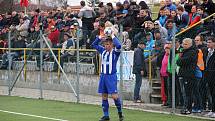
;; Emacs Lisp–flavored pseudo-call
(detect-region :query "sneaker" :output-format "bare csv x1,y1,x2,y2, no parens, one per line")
99,116,110,121
210,113,215,118
118,112,124,121
204,112,213,117
133,99,144,103
181,109,191,115
192,109,201,113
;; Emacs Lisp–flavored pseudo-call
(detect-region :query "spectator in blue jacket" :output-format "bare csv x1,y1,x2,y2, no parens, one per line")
165,0,177,11
177,5,189,31
144,32,155,58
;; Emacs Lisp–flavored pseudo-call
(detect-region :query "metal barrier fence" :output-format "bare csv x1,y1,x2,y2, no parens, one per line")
0,47,153,103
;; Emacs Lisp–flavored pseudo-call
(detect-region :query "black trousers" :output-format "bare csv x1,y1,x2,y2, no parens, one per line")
183,77,194,111
199,77,212,110
208,77,215,112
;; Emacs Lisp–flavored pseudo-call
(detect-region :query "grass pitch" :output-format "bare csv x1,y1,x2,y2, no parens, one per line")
0,96,211,121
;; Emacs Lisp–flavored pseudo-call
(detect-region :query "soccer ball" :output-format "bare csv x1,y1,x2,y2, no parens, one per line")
104,27,112,37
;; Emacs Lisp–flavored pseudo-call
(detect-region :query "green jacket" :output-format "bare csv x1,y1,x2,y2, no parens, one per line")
167,48,183,74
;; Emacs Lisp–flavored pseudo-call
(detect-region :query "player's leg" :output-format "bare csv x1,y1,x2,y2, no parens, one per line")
100,93,110,121
112,94,124,121
107,74,124,121
99,75,110,121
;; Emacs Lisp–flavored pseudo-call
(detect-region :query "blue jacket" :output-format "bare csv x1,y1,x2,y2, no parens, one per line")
144,33,155,58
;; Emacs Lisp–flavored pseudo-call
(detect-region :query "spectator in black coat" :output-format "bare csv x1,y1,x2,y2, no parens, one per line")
133,41,146,103
177,38,198,114
201,0,215,15
0,14,6,29
204,37,215,118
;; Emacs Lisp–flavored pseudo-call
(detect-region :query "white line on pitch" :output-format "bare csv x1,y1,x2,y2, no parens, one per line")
0,109,68,121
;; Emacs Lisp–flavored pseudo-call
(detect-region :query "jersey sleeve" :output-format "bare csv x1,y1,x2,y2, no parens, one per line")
91,36,105,54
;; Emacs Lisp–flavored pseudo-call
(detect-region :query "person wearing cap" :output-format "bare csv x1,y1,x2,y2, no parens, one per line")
154,20,168,40
70,23,83,47
52,33,75,71
123,1,130,14
133,40,146,103
144,32,155,58
160,43,171,106
91,29,124,121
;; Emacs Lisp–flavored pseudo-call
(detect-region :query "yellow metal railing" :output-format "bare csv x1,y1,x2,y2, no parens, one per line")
0,48,97,80
0,48,152,84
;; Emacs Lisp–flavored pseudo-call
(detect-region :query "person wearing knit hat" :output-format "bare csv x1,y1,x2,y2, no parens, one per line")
133,39,146,103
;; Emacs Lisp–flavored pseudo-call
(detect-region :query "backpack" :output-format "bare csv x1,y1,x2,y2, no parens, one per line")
197,49,204,71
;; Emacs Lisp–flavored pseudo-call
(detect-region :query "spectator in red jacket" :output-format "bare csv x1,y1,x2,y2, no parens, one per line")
48,26,60,47
189,5,201,26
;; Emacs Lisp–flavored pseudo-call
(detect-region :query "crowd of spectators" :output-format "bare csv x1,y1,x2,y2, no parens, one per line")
0,0,215,117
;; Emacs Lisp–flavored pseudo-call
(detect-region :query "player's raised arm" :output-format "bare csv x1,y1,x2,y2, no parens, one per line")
112,35,122,50
91,36,105,54
112,35,121,56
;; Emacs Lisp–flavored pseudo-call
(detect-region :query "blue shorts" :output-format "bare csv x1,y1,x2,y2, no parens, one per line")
98,73,118,94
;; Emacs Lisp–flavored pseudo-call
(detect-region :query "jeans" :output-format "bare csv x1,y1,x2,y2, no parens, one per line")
134,73,142,100
82,29,92,49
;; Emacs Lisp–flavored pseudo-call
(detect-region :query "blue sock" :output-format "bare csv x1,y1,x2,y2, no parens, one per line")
114,98,122,113
102,100,109,116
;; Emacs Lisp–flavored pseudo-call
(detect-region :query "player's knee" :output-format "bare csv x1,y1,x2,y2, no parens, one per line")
102,94,108,100
111,93,118,100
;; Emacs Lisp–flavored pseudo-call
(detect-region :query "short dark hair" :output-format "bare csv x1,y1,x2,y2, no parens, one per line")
80,1,85,7
138,41,146,45
106,3,113,7
64,33,71,38
197,6,204,11
177,5,184,12
106,37,113,41
154,29,161,34
208,36,215,43
160,6,166,11
166,19,174,24
196,34,204,42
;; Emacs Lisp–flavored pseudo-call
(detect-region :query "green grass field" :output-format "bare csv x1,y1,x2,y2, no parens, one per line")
0,96,211,121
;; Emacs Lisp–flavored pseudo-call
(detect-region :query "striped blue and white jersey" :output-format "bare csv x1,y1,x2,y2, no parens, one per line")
91,36,121,74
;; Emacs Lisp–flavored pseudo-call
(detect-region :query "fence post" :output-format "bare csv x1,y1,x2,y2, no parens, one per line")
149,51,152,90
39,30,43,99
171,24,177,114
119,25,124,105
8,31,11,96
24,48,27,82
76,29,80,103
58,49,61,80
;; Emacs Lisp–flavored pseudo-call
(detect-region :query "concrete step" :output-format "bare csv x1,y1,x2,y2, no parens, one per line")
151,78,160,81
152,87,161,90
152,80,161,84
151,94,161,98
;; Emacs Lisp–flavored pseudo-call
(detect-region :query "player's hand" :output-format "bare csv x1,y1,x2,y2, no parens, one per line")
141,71,144,76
